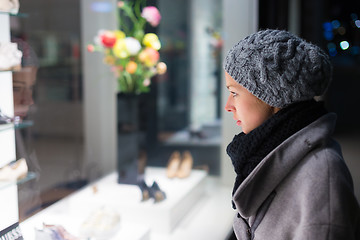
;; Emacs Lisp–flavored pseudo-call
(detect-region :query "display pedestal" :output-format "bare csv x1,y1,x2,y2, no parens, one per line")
69,167,208,234
20,215,150,240
20,167,208,238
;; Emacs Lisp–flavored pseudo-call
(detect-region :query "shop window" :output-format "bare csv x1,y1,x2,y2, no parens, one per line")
9,0,224,222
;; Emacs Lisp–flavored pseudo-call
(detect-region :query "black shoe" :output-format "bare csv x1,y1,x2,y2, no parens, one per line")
149,181,166,203
137,180,150,201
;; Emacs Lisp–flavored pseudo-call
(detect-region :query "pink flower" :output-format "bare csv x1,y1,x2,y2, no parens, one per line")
87,44,94,52
138,47,160,67
141,6,161,27
143,78,151,87
117,1,124,8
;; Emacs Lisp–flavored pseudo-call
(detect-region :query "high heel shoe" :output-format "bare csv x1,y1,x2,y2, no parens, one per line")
0,158,28,181
137,180,150,201
149,181,166,203
166,151,181,178
176,151,193,179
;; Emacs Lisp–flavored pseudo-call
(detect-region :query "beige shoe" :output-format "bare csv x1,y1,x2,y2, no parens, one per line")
0,42,22,71
176,151,193,179
166,151,181,178
0,158,28,181
0,0,20,14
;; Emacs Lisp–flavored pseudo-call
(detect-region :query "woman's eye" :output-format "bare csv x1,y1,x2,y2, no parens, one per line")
231,91,238,97
13,87,23,92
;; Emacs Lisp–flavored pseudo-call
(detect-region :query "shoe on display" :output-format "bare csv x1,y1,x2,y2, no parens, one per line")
0,0,20,14
0,42,22,71
166,151,181,178
0,109,21,125
149,181,166,203
36,224,81,240
0,109,12,124
137,179,151,201
80,206,121,239
0,158,28,181
176,150,193,179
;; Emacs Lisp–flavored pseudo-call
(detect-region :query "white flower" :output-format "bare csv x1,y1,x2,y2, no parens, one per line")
143,78,151,86
125,37,141,55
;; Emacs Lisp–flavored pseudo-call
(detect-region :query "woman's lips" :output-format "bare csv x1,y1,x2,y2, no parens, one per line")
233,116,241,126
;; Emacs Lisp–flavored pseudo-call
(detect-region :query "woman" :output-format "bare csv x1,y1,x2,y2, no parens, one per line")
224,29,360,239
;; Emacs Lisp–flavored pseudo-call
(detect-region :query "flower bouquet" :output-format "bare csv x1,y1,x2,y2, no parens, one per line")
87,0,167,94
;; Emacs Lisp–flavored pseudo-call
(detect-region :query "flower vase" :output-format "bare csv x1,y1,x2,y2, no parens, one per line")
117,93,140,185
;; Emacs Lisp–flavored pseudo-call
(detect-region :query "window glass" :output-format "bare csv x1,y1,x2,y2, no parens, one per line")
11,0,223,222
10,1,84,221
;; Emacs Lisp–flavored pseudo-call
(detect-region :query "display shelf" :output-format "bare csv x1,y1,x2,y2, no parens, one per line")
0,121,33,132
0,126,16,168
0,68,22,73
0,172,37,190
164,130,221,146
15,120,34,129
150,177,235,240
21,215,150,240
0,11,28,17
20,167,208,238
20,170,235,240
68,167,208,234
0,123,13,132
0,4,20,237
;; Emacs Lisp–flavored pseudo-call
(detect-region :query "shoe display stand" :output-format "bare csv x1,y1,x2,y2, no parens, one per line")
0,12,20,237
20,167,210,239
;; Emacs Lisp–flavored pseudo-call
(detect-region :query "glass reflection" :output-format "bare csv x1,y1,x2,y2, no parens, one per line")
11,37,41,221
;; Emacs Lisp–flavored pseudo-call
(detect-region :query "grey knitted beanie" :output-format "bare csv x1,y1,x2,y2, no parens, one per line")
224,29,332,108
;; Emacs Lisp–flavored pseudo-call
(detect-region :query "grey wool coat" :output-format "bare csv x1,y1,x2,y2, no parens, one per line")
232,113,360,240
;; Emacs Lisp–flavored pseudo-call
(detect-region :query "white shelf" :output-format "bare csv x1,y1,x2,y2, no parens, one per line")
0,5,21,237
0,184,18,231
20,167,235,240
20,167,209,238
0,125,16,168
20,215,150,240
151,176,235,240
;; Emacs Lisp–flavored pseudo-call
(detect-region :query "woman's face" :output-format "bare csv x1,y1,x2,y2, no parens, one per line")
13,66,37,119
224,72,280,134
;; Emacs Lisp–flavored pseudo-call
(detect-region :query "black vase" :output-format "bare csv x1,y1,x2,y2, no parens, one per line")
117,93,139,184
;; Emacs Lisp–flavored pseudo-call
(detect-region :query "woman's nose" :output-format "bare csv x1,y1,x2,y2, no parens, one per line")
22,89,34,105
225,95,234,112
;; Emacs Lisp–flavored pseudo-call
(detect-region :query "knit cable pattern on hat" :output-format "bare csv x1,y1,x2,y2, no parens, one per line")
224,29,332,108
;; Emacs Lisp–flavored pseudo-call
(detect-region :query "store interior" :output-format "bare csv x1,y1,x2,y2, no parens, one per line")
0,0,359,239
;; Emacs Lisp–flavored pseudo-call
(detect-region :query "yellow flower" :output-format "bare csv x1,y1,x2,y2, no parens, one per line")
143,33,161,50
113,38,129,58
115,30,126,40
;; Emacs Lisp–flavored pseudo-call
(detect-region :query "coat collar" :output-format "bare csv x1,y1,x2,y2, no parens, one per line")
233,113,337,218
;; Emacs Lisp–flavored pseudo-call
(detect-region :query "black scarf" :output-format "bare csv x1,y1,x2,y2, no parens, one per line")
226,100,327,210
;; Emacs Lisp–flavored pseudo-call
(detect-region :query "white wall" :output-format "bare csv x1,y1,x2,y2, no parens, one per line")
80,0,117,178
221,0,258,186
